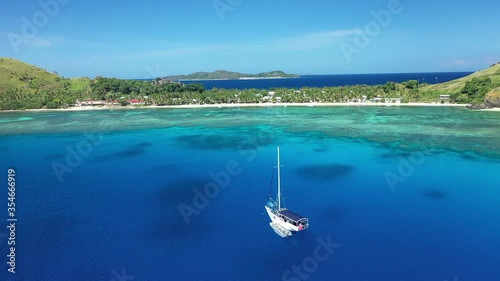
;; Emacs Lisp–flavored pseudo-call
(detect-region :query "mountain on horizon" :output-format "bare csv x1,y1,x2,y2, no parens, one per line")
164,70,300,80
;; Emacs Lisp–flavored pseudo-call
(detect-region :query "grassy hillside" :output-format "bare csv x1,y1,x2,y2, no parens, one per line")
0,57,61,93
0,57,93,109
0,57,91,94
486,86,500,98
418,62,500,107
421,63,500,92
485,86,500,104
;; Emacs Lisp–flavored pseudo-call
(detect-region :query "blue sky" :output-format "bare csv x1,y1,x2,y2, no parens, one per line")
1,0,499,78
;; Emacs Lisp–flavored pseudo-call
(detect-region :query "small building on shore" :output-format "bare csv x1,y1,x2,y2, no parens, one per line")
79,100,107,106
440,95,450,100
387,98,402,104
129,99,145,105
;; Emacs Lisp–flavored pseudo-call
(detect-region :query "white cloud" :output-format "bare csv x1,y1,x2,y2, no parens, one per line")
442,56,500,68
0,33,52,53
443,59,467,67
262,29,361,51
30,37,52,47
133,45,234,59
484,56,500,65
128,29,359,58
45,29,360,62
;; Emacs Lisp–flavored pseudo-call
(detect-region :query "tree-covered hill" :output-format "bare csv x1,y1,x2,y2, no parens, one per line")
0,57,93,109
165,70,299,80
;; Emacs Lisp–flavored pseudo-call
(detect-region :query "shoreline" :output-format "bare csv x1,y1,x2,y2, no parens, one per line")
1,102,499,113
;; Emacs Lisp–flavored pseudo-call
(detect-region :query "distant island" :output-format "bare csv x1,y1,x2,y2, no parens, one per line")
164,70,300,81
0,57,499,111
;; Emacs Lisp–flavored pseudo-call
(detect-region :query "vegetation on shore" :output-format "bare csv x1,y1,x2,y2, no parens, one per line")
421,62,500,107
0,57,499,110
164,70,299,80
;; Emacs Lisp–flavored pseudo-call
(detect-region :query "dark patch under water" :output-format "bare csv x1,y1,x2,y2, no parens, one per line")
175,134,244,150
94,141,151,161
113,142,150,157
313,147,328,152
297,163,355,181
155,178,209,205
460,152,479,161
378,151,412,159
46,152,67,160
175,132,274,150
423,188,447,199
152,179,213,241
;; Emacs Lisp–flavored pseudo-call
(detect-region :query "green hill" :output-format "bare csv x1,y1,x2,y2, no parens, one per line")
0,57,91,94
419,62,500,107
165,70,299,80
0,57,92,109
0,57,62,93
484,85,500,107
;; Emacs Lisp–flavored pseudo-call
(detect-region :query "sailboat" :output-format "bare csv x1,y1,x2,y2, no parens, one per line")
265,146,309,237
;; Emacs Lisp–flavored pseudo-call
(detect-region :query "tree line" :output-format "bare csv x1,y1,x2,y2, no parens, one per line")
0,76,488,110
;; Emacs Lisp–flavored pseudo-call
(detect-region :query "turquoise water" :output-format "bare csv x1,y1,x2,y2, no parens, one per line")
0,106,499,281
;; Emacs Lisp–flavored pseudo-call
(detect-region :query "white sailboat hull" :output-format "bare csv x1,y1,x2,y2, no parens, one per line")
266,206,292,237
265,206,302,233
269,222,291,238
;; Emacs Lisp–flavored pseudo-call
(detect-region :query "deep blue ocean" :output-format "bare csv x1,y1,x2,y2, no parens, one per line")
180,72,473,89
0,106,499,281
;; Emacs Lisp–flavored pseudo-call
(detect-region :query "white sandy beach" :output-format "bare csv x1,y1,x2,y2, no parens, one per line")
477,108,500,111
2,102,499,113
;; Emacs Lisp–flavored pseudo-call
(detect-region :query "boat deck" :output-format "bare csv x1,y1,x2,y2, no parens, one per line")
279,209,306,222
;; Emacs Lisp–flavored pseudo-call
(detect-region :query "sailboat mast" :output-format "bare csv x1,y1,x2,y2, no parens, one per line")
277,146,281,210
